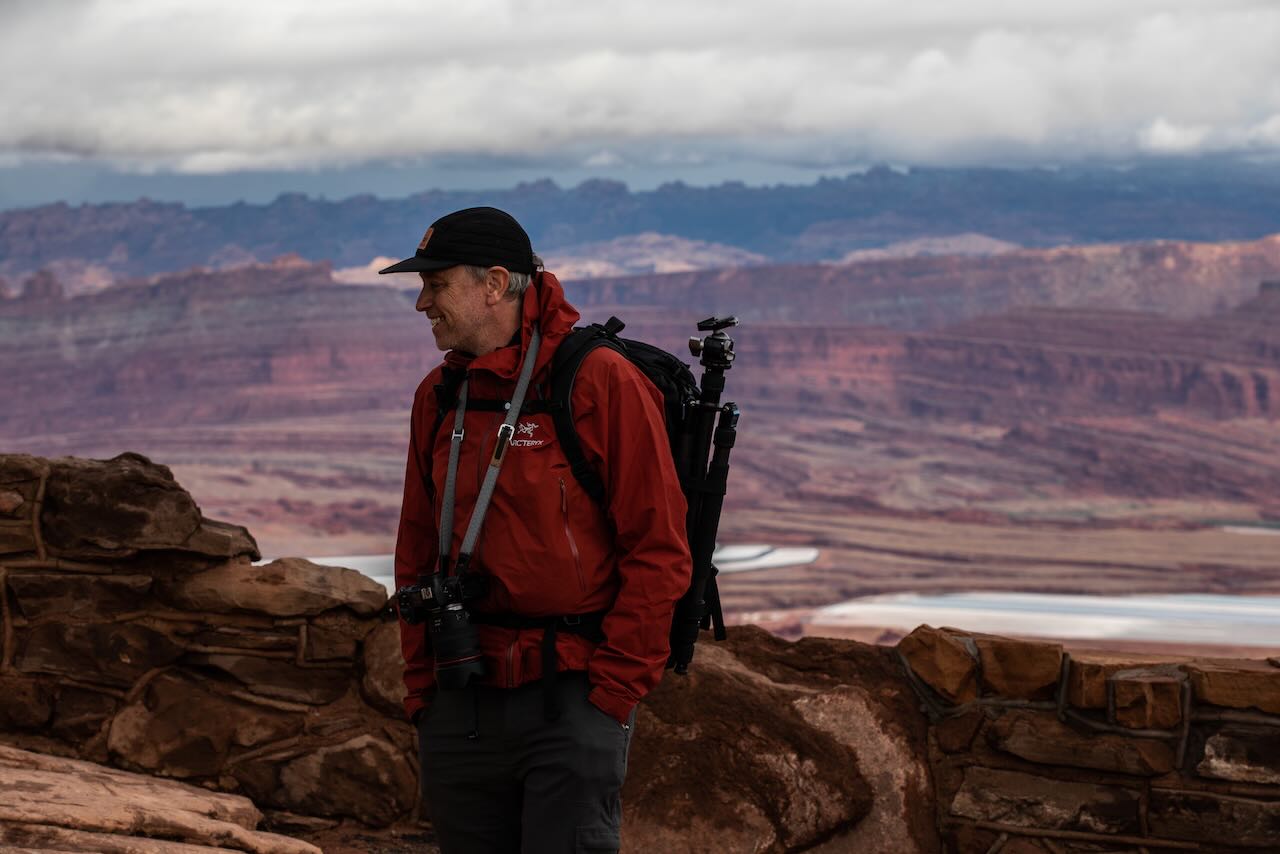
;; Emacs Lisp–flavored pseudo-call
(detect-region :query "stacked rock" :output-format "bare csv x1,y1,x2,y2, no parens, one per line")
0,452,415,829
899,624,1280,852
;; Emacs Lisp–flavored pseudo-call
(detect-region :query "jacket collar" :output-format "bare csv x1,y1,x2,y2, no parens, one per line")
442,271,580,382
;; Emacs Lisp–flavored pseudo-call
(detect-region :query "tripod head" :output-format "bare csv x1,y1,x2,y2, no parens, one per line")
688,316,738,373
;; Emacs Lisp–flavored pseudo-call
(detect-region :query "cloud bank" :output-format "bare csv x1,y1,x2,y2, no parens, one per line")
3,0,1280,174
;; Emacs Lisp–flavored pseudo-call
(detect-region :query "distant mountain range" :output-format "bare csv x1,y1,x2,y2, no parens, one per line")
5,161,1280,288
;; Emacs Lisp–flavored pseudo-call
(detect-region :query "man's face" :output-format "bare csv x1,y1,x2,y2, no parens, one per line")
415,266,490,353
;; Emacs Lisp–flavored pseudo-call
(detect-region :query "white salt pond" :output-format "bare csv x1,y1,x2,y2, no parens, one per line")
305,544,820,594
1219,526,1280,536
810,592,1280,648
282,551,1280,648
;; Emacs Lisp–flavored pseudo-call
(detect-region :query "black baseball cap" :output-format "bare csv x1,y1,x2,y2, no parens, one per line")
378,206,535,275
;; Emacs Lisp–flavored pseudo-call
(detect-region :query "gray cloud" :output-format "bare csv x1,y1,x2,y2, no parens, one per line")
3,0,1279,174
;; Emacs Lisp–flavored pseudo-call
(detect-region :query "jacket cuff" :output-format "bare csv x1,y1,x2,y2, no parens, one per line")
588,685,635,725
404,694,428,724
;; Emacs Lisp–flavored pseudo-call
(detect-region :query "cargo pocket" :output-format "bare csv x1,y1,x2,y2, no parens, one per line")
575,825,620,854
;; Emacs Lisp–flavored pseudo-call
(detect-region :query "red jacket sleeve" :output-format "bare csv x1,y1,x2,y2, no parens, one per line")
395,375,440,721
573,350,693,722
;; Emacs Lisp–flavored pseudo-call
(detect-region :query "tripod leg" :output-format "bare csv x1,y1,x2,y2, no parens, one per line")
670,402,740,671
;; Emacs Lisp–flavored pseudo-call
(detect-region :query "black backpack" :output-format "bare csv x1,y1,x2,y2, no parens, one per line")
431,315,734,673
545,317,697,500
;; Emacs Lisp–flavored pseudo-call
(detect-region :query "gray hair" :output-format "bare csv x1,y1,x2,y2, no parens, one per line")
464,253,543,301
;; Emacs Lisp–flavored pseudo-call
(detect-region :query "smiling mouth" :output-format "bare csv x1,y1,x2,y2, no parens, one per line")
430,317,442,328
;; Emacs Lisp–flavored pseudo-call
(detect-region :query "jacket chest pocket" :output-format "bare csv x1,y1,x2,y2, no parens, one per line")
505,412,561,457
491,412,573,525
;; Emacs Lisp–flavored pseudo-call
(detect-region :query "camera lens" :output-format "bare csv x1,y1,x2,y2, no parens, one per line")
430,604,486,690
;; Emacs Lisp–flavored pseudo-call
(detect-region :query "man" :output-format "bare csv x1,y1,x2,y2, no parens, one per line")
381,207,692,853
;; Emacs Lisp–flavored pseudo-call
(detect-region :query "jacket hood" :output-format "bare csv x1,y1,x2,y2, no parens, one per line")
443,270,580,381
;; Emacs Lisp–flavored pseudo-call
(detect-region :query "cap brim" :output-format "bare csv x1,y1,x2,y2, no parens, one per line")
377,256,460,275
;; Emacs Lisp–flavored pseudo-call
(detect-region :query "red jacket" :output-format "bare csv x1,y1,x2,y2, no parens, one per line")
395,271,692,724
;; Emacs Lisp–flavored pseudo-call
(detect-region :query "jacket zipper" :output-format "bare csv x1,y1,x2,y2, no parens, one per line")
560,477,586,591
506,637,516,688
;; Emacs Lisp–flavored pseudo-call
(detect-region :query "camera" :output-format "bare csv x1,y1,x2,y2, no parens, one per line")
396,572,489,690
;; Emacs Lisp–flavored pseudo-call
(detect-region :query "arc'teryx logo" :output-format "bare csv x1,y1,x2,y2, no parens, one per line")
510,421,545,448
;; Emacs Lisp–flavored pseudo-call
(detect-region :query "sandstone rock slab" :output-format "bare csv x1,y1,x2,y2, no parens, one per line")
17,622,183,687
997,839,1049,854
0,487,28,517
1196,725,1280,785
949,766,1141,835
626,637,877,852
897,625,977,704
7,572,153,620
1149,788,1280,848
0,519,36,554
51,685,118,742
276,734,416,826
183,625,298,654
934,709,985,754
304,624,357,661
1111,665,1184,729
0,455,46,507
109,672,297,777
0,744,319,853
793,685,934,854
973,634,1062,700
38,453,202,557
165,557,385,619
1187,660,1280,715
988,710,1175,776
0,822,246,852
360,620,407,717
0,675,52,730
179,518,260,560
187,653,350,706
1066,653,1176,709
0,457,38,550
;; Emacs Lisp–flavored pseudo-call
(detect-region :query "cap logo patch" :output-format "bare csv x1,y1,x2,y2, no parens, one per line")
417,227,434,252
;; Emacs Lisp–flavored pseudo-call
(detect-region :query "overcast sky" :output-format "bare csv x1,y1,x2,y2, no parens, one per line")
3,0,1280,207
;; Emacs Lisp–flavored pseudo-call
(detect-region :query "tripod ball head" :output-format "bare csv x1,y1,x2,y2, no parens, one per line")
696,316,739,332
689,317,738,371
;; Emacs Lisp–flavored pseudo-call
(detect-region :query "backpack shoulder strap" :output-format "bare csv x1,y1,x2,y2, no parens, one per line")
430,366,467,447
547,322,627,506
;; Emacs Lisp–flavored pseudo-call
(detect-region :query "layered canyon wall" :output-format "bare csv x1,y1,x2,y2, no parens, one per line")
567,234,1280,329
6,239,1280,437
898,282,1280,422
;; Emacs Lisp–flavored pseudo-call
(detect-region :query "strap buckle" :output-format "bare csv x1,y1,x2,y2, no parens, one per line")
491,423,515,466
451,428,465,442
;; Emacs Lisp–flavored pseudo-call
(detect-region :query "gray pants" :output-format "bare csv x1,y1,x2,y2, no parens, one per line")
417,672,636,854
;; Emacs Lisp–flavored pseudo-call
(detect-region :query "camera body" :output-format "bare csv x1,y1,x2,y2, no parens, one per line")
396,572,488,690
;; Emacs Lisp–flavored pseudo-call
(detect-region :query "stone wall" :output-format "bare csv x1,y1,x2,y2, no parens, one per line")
899,625,1280,852
0,452,416,827
0,452,936,852
8,450,1280,852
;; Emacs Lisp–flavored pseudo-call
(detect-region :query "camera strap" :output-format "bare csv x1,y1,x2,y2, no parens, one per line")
438,324,543,577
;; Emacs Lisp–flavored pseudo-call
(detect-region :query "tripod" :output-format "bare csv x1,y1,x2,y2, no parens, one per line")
668,316,740,674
